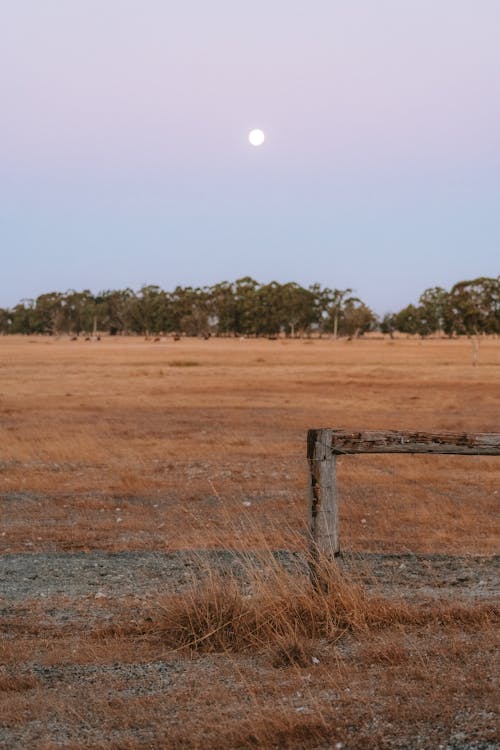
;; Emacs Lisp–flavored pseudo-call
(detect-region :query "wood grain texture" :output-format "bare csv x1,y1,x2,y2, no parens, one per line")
307,429,339,575
314,430,500,455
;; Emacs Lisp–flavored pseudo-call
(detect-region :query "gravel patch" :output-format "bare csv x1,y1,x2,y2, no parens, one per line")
1,551,498,749
1,551,498,602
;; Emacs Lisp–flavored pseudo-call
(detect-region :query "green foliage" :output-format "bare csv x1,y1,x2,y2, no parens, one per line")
1,276,498,337
393,304,422,335
339,299,377,337
448,277,500,335
390,276,499,337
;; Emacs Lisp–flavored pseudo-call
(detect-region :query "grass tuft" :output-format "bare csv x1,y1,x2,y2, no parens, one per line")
155,555,399,655
147,552,499,661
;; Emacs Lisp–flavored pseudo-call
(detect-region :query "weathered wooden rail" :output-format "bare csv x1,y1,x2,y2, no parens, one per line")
307,429,500,570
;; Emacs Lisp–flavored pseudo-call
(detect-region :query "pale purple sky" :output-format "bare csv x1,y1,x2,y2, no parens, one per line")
1,0,499,313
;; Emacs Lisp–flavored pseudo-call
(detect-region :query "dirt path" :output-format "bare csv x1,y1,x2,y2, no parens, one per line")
1,551,498,602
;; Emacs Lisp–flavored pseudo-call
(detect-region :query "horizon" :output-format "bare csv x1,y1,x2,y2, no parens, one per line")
1,273,498,320
1,1,499,314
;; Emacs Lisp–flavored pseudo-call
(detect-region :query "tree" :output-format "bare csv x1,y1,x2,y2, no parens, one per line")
127,285,170,335
280,282,317,337
393,304,422,335
311,287,355,337
99,289,136,334
31,293,67,334
234,277,260,335
63,290,97,334
380,313,396,337
0,308,12,334
448,277,500,335
339,300,377,337
418,287,451,335
168,286,210,336
208,281,237,335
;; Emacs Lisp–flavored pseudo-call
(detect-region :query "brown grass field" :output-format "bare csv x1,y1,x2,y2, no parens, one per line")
1,335,499,749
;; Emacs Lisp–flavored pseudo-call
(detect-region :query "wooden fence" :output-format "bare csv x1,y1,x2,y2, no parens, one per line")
307,429,500,566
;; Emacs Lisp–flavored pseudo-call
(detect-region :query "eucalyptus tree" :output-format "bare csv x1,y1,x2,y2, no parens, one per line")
234,277,260,335
0,307,11,333
280,282,317,337
254,281,285,335
393,304,422,335
99,289,136,334
63,290,98,335
32,292,68,334
127,285,173,334
449,277,500,335
207,281,238,335
338,299,377,337
6,299,36,334
380,313,397,337
168,285,211,336
418,287,451,335
311,287,356,337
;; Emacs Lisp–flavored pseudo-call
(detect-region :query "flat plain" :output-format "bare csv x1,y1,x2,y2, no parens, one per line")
1,335,499,749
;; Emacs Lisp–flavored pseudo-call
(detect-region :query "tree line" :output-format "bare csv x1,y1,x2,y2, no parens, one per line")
0,276,498,338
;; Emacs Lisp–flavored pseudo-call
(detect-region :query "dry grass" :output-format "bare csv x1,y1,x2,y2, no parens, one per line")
1,335,499,748
143,553,499,662
1,335,499,554
118,555,405,654
0,668,39,692
2,558,498,749
2,588,498,749
167,360,201,367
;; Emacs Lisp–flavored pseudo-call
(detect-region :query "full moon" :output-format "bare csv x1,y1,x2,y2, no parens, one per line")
248,129,265,146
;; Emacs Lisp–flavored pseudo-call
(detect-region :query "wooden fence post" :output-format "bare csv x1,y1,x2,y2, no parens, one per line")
307,428,339,587
306,428,500,587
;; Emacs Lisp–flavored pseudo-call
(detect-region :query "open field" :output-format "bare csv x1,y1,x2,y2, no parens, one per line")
1,336,499,749
1,335,499,554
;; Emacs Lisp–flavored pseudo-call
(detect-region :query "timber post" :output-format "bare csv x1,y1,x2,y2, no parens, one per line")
307,428,339,589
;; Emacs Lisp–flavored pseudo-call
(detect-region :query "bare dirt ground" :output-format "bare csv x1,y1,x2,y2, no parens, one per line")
1,551,499,604
0,336,499,749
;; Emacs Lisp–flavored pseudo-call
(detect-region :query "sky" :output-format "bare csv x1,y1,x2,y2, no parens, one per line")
1,0,499,315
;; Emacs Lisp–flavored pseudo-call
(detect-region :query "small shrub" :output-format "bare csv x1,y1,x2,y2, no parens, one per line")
151,551,499,660
154,554,412,656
